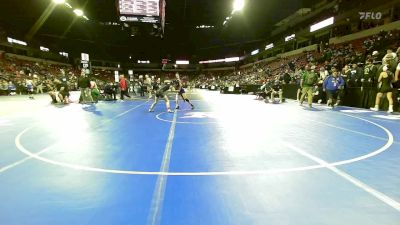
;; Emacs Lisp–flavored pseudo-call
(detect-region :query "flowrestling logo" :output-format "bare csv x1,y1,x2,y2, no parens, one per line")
359,12,382,20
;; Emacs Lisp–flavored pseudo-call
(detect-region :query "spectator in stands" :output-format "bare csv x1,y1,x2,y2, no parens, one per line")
394,50,400,89
382,49,398,71
319,67,328,80
0,80,7,95
360,58,378,108
323,70,345,108
352,63,363,86
36,80,44,94
282,70,291,84
8,81,16,95
26,79,34,99
16,81,24,95
382,49,399,74
299,65,318,108
341,65,352,85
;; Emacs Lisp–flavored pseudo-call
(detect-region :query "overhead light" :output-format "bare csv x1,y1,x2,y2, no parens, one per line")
73,9,84,17
251,49,259,55
64,2,72,8
176,60,189,65
7,37,27,46
310,17,334,32
83,15,89,20
233,0,245,13
225,57,240,62
53,0,66,4
40,46,50,52
265,43,274,50
59,52,68,57
285,34,295,42
223,20,227,25
81,53,89,61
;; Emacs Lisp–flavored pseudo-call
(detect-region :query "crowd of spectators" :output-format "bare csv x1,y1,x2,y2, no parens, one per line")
0,56,80,96
192,30,400,111
1,29,399,111
0,55,194,104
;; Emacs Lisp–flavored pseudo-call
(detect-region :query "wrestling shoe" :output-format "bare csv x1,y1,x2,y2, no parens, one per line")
370,106,379,111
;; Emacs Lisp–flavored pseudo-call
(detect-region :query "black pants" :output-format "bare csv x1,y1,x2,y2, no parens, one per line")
105,91,116,100
140,86,145,97
360,87,376,109
120,90,131,100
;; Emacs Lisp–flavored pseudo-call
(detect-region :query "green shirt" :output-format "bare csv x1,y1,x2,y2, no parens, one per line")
302,71,318,87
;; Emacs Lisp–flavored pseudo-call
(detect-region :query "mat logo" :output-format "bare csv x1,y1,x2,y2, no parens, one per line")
180,112,218,119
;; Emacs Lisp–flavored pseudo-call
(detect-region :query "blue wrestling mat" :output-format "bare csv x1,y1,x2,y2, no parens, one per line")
0,90,399,225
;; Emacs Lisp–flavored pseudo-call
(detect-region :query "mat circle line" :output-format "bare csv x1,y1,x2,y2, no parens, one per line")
15,113,394,176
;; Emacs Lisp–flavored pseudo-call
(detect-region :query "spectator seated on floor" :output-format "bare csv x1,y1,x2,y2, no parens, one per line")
104,82,117,101
48,80,59,104
57,80,71,104
267,80,284,104
256,80,272,100
8,81,16,96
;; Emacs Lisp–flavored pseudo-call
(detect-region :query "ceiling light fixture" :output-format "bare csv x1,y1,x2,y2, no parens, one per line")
53,0,66,4
73,9,84,17
64,2,72,8
232,0,245,13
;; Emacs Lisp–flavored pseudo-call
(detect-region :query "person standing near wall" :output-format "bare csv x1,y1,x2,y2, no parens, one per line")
360,58,377,108
120,74,131,100
299,65,318,108
78,70,94,104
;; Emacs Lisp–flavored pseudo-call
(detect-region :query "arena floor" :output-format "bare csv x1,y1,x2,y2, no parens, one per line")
0,90,400,225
